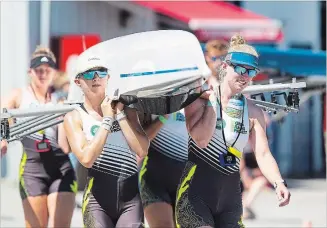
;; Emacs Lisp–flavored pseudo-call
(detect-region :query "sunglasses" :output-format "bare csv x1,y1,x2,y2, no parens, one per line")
34,68,53,75
230,64,258,78
210,55,224,62
79,70,108,80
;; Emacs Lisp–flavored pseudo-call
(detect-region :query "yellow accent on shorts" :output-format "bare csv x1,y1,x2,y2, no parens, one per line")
238,215,245,228
19,151,28,197
139,156,149,184
82,177,94,215
176,164,197,228
70,180,78,194
176,164,197,202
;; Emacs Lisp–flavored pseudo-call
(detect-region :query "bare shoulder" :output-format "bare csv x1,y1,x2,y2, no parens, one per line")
64,109,82,125
246,98,266,130
14,88,24,107
12,88,23,96
1,88,23,109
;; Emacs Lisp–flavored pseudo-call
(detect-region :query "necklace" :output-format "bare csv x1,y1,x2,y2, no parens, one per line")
30,85,50,104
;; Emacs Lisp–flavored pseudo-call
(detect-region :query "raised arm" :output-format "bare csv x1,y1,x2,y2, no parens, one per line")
63,97,116,168
248,100,290,207
64,110,109,168
1,88,22,110
116,104,150,159
143,114,168,140
57,119,71,154
57,100,71,154
184,90,217,148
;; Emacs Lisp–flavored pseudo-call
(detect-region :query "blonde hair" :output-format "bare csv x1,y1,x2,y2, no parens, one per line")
31,46,56,63
217,34,258,82
228,34,258,57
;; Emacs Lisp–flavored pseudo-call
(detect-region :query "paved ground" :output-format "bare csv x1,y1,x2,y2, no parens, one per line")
1,179,326,228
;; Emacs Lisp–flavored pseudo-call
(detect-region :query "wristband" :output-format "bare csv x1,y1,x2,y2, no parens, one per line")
158,115,167,124
102,116,115,132
116,110,127,122
273,179,287,189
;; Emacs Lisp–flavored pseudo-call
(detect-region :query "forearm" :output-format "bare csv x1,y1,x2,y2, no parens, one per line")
118,118,149,158
144,117,165,140
75,127,109,168
256,151,283,185
58,123,71,154
189,104,217,148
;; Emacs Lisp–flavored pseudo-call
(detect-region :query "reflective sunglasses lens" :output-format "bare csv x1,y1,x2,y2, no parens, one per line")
82,70,107,80
82,72,95,80
96,71,108,78
234,66,247,75
248,69,258,78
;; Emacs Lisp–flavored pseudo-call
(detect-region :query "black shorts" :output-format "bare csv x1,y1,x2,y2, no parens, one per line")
139,151,185,209
82,170,143,228
19,150,76,200
175,152,244,228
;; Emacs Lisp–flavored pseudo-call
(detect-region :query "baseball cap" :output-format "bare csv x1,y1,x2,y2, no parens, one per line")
75,55,108,77
30,55,57,69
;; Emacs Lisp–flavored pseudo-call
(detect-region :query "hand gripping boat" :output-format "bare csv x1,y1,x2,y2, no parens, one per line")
70,30,212,115
71,30,306,115
1,30,211,142
0,30,307,142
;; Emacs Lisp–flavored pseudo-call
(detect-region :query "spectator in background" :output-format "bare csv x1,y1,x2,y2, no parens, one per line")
204,39,229,87
0,46,76,227
240,111,271,219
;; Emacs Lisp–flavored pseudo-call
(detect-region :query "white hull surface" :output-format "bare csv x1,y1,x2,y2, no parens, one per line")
69,30,211,114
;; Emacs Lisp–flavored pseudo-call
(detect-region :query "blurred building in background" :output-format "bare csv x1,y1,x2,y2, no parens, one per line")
1,1,326,181
243,1,326,50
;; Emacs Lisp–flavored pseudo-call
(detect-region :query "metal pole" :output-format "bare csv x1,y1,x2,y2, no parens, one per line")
243,82,306,94
10,113,63,136
8,119,63,142
249,99,299,113
0,104,80,119
10,114,53,131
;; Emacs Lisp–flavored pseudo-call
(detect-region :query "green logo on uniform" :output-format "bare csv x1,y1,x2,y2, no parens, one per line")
90,125,100,136
232,121,247,134
216,119,226,130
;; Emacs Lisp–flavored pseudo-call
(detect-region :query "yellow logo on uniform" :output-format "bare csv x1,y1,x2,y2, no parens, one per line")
70,180,78,194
